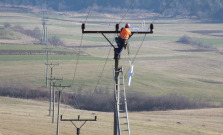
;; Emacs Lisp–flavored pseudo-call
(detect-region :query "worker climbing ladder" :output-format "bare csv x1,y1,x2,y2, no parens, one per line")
113,67,130,135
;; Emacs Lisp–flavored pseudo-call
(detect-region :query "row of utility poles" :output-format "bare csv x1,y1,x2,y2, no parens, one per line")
42,10,97,135
46,66,97,135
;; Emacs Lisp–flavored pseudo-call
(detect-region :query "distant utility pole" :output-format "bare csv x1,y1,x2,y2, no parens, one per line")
53,84,71,135
49,78,63,123
61,115,97,135
46,63,59,116
41,10,48,45
41,9,49,87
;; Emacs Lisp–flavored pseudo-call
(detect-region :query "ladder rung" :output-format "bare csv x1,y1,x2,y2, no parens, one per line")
120,123,128,125
119,96,125,98
121,129,129,131
120,116,127,118
119,110,125,112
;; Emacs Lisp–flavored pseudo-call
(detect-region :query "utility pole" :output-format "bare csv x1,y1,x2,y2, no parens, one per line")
53,84,71,135
41,10,48,45
41,9,49,87
46,63,59,116
61,115,97,135
81,23,153,135
49,77,63,123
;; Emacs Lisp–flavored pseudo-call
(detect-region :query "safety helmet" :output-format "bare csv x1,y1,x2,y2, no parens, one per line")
125,23,130,28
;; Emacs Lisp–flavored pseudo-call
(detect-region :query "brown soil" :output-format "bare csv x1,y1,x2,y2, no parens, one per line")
0,50,89,55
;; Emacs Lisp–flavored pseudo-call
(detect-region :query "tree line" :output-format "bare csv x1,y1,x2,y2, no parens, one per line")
0,0,223,20
0,86,217,112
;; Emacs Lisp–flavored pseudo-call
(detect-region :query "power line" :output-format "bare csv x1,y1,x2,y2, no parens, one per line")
71,0,95,86
118,0,136,24
65,0,95,112
152,0,175,24
94,47,112,91
125,0,175,77
71,34,84,86
94,0,136,91
84,0,95,24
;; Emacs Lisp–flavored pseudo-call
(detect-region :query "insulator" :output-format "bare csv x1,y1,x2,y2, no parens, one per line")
150,24,154,30
116,24,119,31
81,23,85,30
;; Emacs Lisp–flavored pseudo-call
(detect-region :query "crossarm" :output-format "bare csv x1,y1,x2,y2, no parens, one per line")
81,23,154,34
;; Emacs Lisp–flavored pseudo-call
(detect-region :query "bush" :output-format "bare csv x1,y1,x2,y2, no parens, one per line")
177,35,217,51
12,25,41,40
3,22,11,28
0,86,214,112
0,86,49,100
48,36,65,46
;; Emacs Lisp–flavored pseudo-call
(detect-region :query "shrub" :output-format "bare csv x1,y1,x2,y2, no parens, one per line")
177,35,217,51
12,25,41,40
3,22,11,28
48,36,65,46
0,86,213,112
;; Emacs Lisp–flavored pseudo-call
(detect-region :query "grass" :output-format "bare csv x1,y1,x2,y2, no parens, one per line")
0,55,106,61
0,28,18,40
1,10,223,135
194,38,223,46
0,45,45,50
1,11,223,103
0,44,77,53
1,97,223,135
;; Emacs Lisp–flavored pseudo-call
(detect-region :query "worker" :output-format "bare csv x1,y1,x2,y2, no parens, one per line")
115,23,132,59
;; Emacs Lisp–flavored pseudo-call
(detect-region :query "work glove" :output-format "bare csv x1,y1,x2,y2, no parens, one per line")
124,43,127,49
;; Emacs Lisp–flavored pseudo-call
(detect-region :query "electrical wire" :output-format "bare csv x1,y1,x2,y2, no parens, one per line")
61,0,95,114
94,47,112,91
125,0,175,77
71,34,84,86
93,0,136,91
152,0,175,24
84,0,95,23
118,0,136,24
71,0,95,86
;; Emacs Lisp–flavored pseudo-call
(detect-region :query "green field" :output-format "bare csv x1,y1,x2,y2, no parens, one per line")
1,10,223,134
1,12,223,102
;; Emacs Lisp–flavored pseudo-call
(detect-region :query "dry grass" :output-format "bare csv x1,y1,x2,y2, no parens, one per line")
1,97,223,135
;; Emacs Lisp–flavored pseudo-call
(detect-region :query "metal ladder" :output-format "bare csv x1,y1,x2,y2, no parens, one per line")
113,67,130,135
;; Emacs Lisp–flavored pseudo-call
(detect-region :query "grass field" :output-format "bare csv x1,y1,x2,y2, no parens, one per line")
1,96,223,135
1,9,223,134
1,11,223,102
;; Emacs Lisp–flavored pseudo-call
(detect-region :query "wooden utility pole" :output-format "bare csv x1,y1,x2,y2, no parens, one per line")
61,115,97,135
41,9,49,87
49,77,63,123
114,48,120,135
46,63,59,116
52,84,71,135
41,10,48,45
81,23,153,135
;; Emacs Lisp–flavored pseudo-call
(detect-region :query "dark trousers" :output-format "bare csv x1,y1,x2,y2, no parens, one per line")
115,37,125,58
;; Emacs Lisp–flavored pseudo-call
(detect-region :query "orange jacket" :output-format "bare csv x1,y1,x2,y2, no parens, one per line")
119,28,131,40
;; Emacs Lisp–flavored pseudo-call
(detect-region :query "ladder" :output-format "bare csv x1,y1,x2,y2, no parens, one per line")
113,67,130,135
